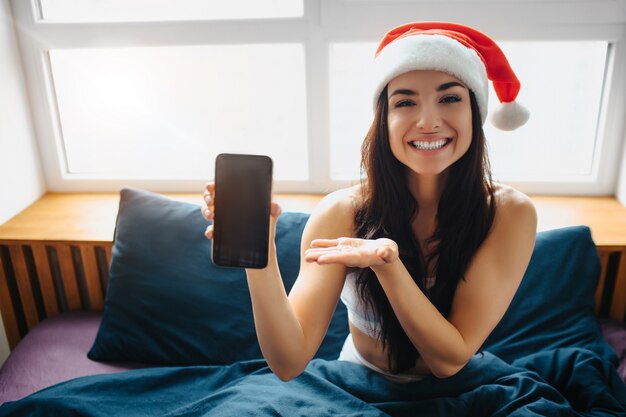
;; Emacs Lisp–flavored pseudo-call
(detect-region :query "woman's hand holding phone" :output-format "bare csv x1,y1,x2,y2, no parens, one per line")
201,182,282,241
202,158,301,380
201,154,282,270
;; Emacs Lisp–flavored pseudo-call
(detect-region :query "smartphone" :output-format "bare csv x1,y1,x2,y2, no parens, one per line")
211,153,273,269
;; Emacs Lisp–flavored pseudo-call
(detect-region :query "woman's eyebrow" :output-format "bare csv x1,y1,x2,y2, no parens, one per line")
437,81,466,92
389,82,466,98
388,88,415,98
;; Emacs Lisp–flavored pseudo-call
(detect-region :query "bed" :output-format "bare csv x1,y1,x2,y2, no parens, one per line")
0,188,625,416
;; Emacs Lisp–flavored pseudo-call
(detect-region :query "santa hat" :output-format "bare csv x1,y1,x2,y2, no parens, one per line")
371,22,529,131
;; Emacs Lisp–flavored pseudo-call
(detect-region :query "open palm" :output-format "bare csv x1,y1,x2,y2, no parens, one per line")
304,237,399,268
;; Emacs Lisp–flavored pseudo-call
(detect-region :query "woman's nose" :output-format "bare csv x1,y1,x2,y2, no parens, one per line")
415,106,441,130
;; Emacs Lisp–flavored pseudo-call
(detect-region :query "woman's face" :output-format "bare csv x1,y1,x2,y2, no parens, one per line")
386,70,473,177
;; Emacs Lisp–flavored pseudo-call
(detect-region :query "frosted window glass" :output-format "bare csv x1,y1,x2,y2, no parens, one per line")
50,44,308,180
329,41,608,181
40,0,303,21
329,42,377,180
486,41,607,179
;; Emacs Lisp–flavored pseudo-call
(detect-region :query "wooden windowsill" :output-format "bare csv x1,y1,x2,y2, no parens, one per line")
0,193,323,243
0,192,626,248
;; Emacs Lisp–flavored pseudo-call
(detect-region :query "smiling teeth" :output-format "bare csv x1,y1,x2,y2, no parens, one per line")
411,139,449,150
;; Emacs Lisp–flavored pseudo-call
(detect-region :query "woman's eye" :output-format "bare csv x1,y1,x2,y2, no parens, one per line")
441,95,461,104
395,100,414,108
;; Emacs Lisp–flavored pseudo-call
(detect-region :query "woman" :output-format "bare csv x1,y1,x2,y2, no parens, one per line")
201,22,537,383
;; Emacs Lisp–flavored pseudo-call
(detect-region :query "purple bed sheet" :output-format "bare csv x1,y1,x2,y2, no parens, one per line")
601,318,626,382
0,312,149,404
1,313,625,404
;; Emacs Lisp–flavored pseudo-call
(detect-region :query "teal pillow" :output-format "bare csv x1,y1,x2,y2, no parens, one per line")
483,226,617,364
88,188,349,365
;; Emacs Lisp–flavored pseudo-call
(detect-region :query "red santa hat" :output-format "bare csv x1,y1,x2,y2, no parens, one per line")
371,22,529,131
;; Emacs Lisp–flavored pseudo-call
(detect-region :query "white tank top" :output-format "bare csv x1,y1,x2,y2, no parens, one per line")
340,268,436,340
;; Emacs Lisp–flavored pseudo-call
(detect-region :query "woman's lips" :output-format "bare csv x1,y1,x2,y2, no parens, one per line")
409,138,451,151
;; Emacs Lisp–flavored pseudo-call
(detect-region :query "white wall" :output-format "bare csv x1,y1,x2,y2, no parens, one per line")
617,130,626,206
613,28,626,207
0,0,46,364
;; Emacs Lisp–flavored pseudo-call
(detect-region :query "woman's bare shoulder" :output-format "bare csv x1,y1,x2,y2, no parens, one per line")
492,183,537,230
305,185,362,238
493,183,535,210
315,184,362,211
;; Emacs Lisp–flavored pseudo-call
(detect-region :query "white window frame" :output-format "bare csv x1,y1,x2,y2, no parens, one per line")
9,0,626,194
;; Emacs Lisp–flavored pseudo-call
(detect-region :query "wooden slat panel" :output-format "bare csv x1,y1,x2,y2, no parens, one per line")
595,250,609,315
55,244,81,311
8,245,39,330
31,243,59,317
610,249,626,321
80,245,103,311
0,250,20,349
104,244,112,269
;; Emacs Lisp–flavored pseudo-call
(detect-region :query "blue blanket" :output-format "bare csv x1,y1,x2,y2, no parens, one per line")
2,348,624,416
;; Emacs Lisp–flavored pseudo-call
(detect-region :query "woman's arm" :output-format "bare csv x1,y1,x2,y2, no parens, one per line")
202,185,354,381
376,189,537,378
306,188,537,378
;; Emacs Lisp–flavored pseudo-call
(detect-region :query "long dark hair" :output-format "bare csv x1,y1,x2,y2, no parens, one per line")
353,86,496,373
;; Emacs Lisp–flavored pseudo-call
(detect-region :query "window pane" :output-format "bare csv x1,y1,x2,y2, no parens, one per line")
329,42,377,180
329,41,608,181
486,41,607,179
50,44,308,180
40,0,303,22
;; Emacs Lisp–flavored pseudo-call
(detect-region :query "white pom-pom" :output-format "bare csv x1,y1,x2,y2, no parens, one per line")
490,101,530,131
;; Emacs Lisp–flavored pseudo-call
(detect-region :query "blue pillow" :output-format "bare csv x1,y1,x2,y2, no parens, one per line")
88,188,349,365
483,226,617,364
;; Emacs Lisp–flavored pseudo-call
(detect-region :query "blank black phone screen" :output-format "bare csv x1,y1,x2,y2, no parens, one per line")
211,153,273,269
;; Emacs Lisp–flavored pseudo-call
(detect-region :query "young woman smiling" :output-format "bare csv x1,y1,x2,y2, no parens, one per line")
201,21,536,383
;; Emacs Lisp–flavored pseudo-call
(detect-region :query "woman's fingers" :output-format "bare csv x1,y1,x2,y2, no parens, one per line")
304,245,360,264
309,238,340,248
202,184,214,206
309,253,350,265
202,181,280,245
201,182,215,221
270,201,282,219
305,237,398,267
200,200,213,221
304,246,337,258
204,224,214,240
202,206,213,220
305,249,353,264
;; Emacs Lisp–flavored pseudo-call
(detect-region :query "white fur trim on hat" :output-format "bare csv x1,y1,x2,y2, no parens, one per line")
371,34,489,124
